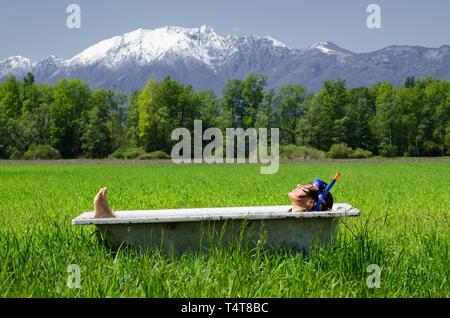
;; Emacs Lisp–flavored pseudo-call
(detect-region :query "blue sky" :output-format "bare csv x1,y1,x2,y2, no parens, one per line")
1,0,449,60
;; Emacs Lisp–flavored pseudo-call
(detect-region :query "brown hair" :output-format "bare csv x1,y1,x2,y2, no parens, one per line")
295,183,334,211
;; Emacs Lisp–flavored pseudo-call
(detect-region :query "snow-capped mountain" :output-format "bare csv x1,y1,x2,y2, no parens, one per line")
1,25,450,92
0,56,35,79
66,25,233,69
308,41,353,56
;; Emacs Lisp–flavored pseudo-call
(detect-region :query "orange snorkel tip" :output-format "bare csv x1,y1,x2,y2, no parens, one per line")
333,173,341,181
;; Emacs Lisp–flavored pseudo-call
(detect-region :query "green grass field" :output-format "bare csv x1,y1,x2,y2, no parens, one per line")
0,160,449,297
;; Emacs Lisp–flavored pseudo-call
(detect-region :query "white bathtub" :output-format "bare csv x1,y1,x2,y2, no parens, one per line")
72,204,360,254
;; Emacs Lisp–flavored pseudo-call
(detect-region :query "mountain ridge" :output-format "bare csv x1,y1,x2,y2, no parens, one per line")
1,25,450,93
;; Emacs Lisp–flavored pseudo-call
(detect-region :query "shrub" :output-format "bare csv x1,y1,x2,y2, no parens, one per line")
423,141,442,157
23,144,61,160
379,144,398,157
8,148,23,160
280,144,326,160
109,147,145,159
327,143,354,159
138,150,171,160
279,144,298,159
352,148,373,159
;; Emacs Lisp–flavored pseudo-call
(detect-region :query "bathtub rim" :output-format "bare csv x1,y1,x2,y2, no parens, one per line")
72,203,360,225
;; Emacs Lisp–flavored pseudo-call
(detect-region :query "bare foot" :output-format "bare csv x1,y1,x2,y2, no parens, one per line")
93,187,116,218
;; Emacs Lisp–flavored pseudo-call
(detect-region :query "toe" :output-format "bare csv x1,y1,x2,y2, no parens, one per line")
94,189,103,202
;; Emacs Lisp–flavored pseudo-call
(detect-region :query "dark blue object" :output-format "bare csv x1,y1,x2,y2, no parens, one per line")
313,173,341,211
312,178,328,192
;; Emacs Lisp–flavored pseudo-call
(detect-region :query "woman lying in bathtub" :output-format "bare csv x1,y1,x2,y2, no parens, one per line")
93,182,333,218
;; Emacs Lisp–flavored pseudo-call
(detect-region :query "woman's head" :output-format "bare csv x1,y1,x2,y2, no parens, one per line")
288,182,333,211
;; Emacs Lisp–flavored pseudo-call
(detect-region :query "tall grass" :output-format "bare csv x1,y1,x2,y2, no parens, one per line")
0,161,449,297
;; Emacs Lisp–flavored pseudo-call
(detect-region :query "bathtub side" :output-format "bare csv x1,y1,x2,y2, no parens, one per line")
95,216,341,254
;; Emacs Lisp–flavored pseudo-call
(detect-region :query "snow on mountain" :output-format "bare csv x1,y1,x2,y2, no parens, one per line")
4,56,35,68
34,55,64,73
0,56,35,78
67,25,236,70
309,41,353,55
1,26,450,92
263,36,288,48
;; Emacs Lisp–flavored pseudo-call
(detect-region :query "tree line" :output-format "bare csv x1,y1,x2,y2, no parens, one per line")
0,73,449,159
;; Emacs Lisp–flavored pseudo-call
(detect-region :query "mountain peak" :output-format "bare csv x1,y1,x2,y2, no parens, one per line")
0,56,35,78
1,55,33,62
0,55,35,68
147,25,216,35
67,25,233,68
263,36,288,48
310,41,352,55
198,25,215,33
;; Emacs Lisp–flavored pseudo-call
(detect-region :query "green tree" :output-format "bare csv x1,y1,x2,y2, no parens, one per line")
107,91,128,151
126,91,141,147
0,105,10,158
372,82,402,156
435,94,450,155
195,89,220,129
81,90,113,158
299,93,333,150
0,75,22,118
138,77,199,153
50,79,92,158
421,79,449,155
404,76,416,88
255,89,279,130
341,87,376,151
276,84,306,144
223,74,266,129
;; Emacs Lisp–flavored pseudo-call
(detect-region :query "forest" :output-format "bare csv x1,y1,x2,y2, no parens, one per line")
0,73,449,159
